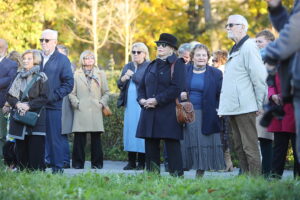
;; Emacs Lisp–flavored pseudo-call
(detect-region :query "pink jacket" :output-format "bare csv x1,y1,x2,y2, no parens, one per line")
267,74,295,133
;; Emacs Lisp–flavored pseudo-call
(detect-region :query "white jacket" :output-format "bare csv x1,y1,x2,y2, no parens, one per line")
218,39,267,116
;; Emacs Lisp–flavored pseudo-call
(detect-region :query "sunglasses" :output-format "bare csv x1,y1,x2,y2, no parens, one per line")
39,38,53,43
83,56,94,60
212,59,218,63
132,51,142,55
225,23,242,28
156,42,168,48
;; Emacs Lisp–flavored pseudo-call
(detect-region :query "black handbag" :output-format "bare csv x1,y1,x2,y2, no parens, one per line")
12,74,43,127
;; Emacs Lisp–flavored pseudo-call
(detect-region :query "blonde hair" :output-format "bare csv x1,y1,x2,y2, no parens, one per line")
131,42,150,62
79,50,96,68
22,50,42,66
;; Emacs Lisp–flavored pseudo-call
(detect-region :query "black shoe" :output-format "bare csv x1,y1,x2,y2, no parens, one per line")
73,165,84,169
136,164,145,170
123,163,136,170
91,165,103,169
45,163,51,168
63,163,71,169
52,168,64,174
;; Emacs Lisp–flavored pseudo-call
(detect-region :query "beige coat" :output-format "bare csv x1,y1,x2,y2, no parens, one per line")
69,67,109,132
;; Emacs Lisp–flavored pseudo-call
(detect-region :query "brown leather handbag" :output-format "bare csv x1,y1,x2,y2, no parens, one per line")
175,98,195,124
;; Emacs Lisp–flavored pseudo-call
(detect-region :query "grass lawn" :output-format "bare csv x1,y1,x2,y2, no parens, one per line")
0,169,300,200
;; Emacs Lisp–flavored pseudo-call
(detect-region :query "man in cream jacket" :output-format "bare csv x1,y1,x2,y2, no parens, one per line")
218,15,267,175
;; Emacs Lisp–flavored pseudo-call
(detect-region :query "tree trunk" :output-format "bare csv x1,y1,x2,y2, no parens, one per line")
92,0,98,64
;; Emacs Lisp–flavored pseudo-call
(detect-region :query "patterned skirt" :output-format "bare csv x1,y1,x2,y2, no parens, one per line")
181,110,225,170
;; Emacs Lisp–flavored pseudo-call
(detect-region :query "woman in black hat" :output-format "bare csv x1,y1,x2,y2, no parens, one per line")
136,33,186,176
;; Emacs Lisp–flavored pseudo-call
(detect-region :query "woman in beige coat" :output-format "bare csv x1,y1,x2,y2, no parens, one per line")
69,50,109,169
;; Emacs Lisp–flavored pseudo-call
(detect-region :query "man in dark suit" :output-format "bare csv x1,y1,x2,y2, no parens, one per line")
0,38,18,158
40,30,74,173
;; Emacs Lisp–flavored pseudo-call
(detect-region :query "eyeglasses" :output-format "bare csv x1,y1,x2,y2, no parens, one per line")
132,51,142,55
83,56,94,60
156,42,168,48
225,23,242,28
212,59,218,63
39,38,54,43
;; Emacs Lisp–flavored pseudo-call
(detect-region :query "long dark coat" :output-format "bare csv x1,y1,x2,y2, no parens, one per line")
185,64,222,135
7,75,49,139
136,54,186,140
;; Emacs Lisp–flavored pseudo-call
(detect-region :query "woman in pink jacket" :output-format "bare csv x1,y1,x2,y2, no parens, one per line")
268,73,299,179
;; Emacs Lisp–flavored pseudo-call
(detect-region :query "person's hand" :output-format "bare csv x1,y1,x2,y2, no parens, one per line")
139,98,146,106
256,109,264,116
180,92,187,100
125,69,134,77
272,94,282,105
144,98,157,109
121,74,130,82
265,0,281,8
16,102,30,115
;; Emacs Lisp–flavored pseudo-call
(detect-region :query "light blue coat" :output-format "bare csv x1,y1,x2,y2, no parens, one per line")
218,39,267,116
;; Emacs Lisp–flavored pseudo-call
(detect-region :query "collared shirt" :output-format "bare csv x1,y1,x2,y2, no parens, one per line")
229,35,250,55
42,50,55,67
0,56,5,63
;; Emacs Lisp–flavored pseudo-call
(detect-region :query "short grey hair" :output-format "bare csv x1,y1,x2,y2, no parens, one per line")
42,29,58,40
189,41,201,49
57,44,69,56
131,42,150,61
178,43,192,56
229,15,249,32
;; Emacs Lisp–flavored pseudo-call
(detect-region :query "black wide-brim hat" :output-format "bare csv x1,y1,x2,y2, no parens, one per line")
155,33,178,50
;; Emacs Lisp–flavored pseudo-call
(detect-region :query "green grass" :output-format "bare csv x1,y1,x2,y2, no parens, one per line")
0,169,300,200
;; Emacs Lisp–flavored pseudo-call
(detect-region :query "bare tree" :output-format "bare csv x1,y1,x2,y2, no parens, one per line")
64,0,114,63
110,0,140,64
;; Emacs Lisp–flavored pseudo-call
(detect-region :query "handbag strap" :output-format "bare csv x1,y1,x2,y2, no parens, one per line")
20,74,41,101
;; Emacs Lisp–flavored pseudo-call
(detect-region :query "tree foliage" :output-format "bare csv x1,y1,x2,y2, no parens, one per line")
0,0,295,66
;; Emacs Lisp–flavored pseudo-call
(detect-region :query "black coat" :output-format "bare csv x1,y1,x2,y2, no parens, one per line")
136,54,186,140
185,64,223,135
117,61,150,107
0,58,18,107
7,76,49,139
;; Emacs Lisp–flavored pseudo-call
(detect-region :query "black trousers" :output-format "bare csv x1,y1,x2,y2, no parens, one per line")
16,135,45,171
259,138,273,177
128,152,145,166
72,132,103,168
145,138,183,176
271,132,300,178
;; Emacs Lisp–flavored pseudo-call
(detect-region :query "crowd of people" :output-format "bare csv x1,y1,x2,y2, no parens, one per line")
0,0,300,178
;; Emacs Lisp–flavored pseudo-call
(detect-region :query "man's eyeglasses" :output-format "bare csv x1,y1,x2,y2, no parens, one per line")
225,23,242,29
39,38,53,43
156,42,168,48
132,51,142,55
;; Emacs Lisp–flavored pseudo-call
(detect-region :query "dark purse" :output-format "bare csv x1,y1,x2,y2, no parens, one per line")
12,110,41,127
12,74,43,127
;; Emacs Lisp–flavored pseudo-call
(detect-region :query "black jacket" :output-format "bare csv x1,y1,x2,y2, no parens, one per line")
136,54,186,140
7,76,49,139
